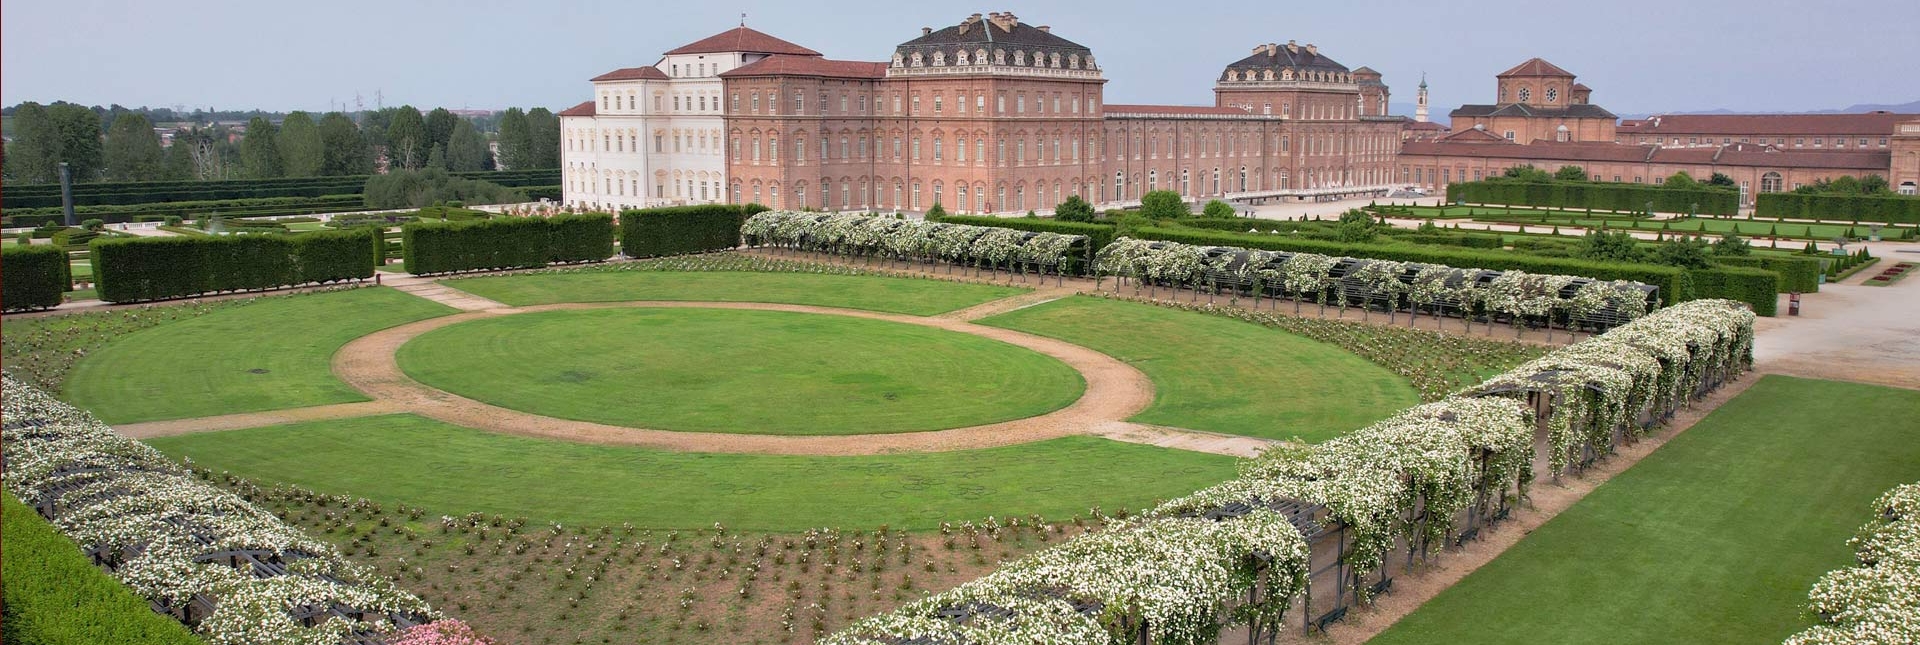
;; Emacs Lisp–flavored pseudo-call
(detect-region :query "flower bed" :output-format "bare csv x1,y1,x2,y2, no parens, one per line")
1783,482,1919,645
742,211,1090,277
827,299,1755,644
1,375,437,645
1862,262,1915,287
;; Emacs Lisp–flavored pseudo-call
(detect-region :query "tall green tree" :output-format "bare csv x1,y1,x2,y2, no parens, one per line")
445,119,491,172
1663,171,1699,189
497,108,530,170
425,107,458,153
102,113,164,181
1553,165,1588,182
1502,165,1550,182
50,103,105,181
278,111,324,177
1707,172,1738,189
317,112,371,175
239,117,282,178
1138,190,1189,219
386,106,428,170
526,107,561,169
7,102,106,183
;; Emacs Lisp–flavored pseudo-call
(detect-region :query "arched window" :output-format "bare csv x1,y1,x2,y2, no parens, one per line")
1760,172,1784,193
958,184,969,211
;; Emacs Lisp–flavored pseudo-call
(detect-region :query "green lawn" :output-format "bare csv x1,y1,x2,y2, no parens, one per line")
398,307,1084,435
978,297,1419,441
444,270,1028,315
65,287,456,423
1369,376,1920,645
146,414,1237,530
2,487,204,645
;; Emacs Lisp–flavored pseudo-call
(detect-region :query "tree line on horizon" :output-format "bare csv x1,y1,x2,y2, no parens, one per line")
2,102,560,185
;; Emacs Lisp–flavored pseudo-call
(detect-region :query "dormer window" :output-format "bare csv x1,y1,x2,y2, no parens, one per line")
933,51,945,66
1013,51,1024,66
911,52,923,67
956,50,969,65
1227,70,1239,82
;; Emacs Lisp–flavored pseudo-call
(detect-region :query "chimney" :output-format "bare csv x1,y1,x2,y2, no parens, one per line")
1252,44,1266,55
1306,44,1317,56
1037,25,1049,33
1267,43,1278,56
1286,40,1298,54
922,27,932,35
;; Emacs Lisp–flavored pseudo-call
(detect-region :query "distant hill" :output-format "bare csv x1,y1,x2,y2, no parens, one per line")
1617,99,1920,120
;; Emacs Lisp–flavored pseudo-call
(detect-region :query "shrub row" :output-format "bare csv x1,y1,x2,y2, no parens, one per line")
2,170,560,208
1755,192,1920,224
1685,266,1779,316
402,214,614,275
618,204,767,258
1449,179,1739,216
1711,255,1822,294
0,486,207,645
1,245,71,311
91,229,378,303
2,195,365,227
927,214,1118,253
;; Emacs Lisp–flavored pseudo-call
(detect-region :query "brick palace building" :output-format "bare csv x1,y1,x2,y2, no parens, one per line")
560,20,1920,212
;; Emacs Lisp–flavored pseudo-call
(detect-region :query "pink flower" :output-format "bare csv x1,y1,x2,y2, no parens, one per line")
387,619,496,645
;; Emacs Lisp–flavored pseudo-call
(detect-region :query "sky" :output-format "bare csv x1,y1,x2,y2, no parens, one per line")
5,0,1917,119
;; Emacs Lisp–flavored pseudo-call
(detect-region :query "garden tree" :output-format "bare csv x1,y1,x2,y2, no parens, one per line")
356,107,399,150
445,119,491,172
385,106,429,171
426,144,448,173
424,108,458,152
159,137,197,180
1708,172,1738,189
361,167,527,208
497,108,530,169
1502,164,1551,181
1576,229,1641,262
1053,194,1094,222
1824,175,1863,195
238,117,282,178
1663,171,1699,189
1138,190,1190,218
1652,235,1714,269
102,112,164,181
1860,174,1891,194
317,112,372,175
1712,233,1752,256
1202,199,1235,218
278,111,324,177
926,203,948,218
1553,165,1588,182
7,101,105,182
1336,208,1378,243
170,126,235,180
526,107,561,169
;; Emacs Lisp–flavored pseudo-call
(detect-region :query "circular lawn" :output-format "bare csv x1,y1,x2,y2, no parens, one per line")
395,307,1085,435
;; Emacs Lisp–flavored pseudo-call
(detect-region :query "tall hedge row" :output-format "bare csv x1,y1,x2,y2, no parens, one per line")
2,245,71,311
1754,192,1920,224
403,213,615,275
91,230,377,303
1,489,207,645
2,169,560,209
1687,266,1780,316
928,215,1119,254
618,204,768,258
1712,255,1822,294
1449,179,1739,216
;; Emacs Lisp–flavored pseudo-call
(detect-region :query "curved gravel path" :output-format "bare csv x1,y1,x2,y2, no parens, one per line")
326,300,1160,455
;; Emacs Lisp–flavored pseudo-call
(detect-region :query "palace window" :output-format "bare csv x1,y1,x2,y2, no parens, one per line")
1546,88,1558,103
1518,88,1531,103
933,138,943,160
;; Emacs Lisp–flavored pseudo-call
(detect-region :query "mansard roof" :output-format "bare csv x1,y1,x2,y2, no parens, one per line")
897,13,1092,56
1221,41,1351,81
664,26,821,56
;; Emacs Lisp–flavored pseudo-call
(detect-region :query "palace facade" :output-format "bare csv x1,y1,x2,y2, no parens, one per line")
559,21,1920,213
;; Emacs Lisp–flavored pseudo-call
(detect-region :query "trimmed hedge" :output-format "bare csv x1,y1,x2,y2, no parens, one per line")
1449,179,1739,216
403,214,615,275
1,488,206,645
91,229,377,303
1,195,365,227
1688,266,1780,316
2,245,71,311
1130,226,1700,307
1755,192,1920,224
1713,255,1822,294
618,204,768,258
927,215,1119,253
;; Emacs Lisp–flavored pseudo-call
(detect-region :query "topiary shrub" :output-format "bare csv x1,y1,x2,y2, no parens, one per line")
2,244,70,310
618,204,767,258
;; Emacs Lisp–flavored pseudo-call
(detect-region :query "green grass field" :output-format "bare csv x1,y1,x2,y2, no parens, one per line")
64,287,456,423
398,307,1085,435
978,297,1419,441
146,414,1237,530
445,270,1028,315
1369,376,1920,645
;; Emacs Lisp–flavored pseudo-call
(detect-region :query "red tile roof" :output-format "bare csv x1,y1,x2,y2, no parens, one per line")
1405,121,1448,131
1438,127,1509,143
590,66,669,82
1401,140,1889,170
1497,57,1575,78
1616,112,1919,136
1104,104,1252,116
719,55,886,79
664,27,821,56
558,101,595,117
